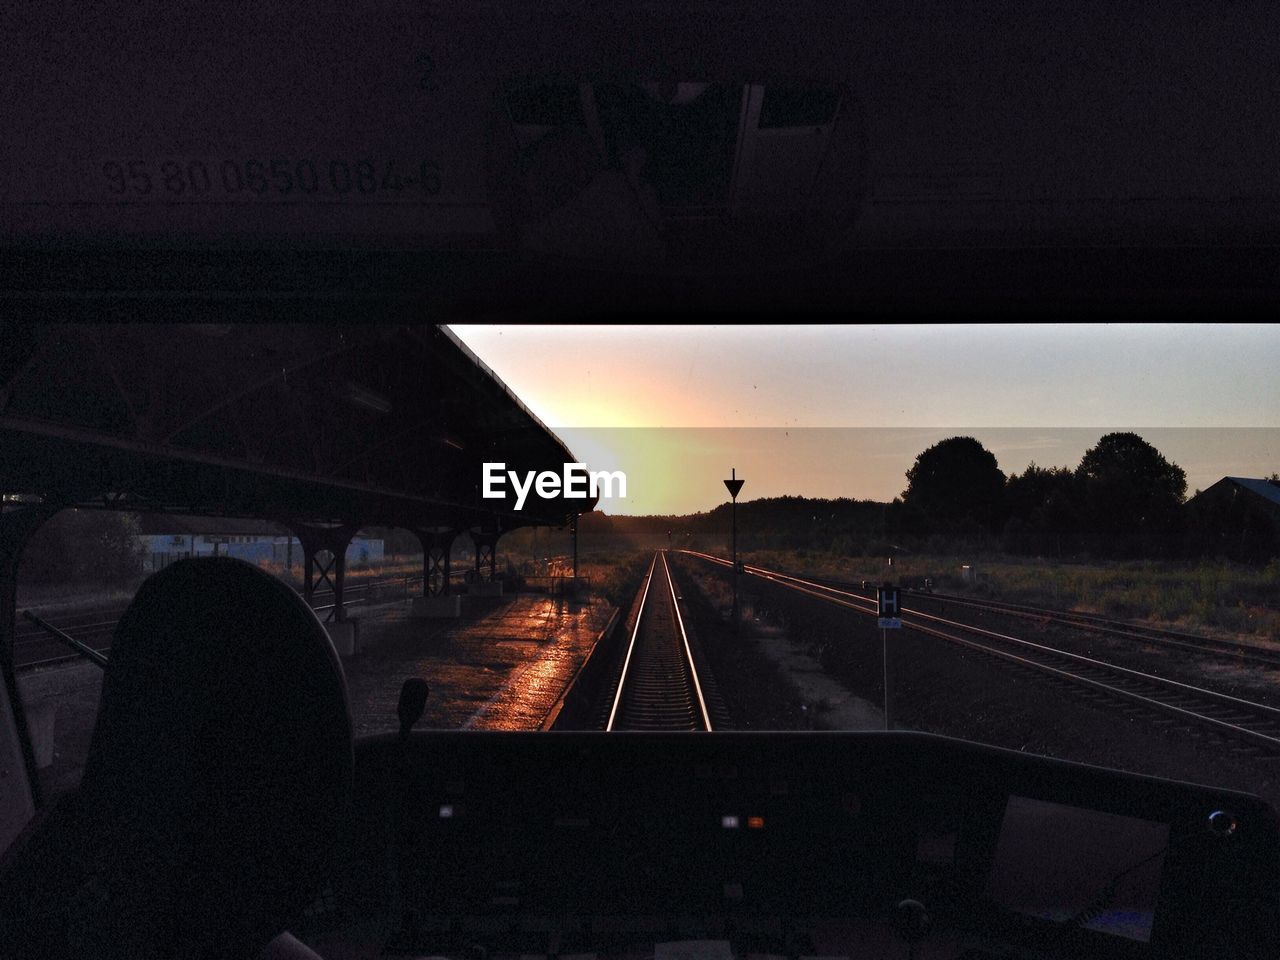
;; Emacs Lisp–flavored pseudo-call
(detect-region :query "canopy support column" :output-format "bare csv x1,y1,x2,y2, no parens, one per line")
413,528,457,596
290,522,359,623
570,513,579,585
0,498,67,806
470,529,501,583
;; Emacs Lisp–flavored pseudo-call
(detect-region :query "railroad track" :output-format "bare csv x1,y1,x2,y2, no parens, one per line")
681,550,1280,756
896,588,1280,666
603,551,715,731
12,569,460,670
13,609,123,671
804,576,1280,668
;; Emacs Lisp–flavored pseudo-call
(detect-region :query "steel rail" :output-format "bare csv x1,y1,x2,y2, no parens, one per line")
13,568,458,669
662,550,712,732
796,571,1280,666
680,550,1280,752
897,588,1280,665
21,610,110,668
605,553,658,731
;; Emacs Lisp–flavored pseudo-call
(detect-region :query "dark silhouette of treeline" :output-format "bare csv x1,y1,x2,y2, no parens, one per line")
579,495,890,555
586,433,1280,564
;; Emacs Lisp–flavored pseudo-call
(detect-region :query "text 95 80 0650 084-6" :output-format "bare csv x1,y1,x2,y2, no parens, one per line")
97,158,443,201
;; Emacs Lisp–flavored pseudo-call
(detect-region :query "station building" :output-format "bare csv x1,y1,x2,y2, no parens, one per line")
136,516,384,573
1186,476,1280,564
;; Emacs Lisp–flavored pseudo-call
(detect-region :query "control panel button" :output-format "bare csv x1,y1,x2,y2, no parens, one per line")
1208,809,1239,837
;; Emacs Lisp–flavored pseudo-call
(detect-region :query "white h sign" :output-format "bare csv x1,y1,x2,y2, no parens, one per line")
877,587,902,629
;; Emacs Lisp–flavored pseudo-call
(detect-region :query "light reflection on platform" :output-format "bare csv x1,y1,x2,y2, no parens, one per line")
341,593,614,736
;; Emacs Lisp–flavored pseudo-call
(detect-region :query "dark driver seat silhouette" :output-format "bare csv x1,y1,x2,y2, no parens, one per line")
0,557,353,959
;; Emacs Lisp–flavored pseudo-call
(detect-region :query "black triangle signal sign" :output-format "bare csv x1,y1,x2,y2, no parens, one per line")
724,478,744,499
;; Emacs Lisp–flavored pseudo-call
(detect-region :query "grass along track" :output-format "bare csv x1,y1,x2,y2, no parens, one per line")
682,550,1280,758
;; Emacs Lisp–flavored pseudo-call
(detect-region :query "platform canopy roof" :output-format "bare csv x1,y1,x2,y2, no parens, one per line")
0,322,591,531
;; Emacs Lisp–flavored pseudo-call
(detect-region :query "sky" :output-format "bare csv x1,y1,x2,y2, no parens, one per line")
451,324,1280,515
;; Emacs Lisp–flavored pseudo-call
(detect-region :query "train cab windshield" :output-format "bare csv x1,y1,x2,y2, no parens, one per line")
3,4,1280,960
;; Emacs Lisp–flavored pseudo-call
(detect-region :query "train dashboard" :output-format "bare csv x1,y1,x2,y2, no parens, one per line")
308,731,1279,960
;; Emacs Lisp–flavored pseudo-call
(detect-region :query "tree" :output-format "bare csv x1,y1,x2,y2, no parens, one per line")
901,436,1006,534
1076,432,1186,557
1002,463,1084,556
18,509,146,585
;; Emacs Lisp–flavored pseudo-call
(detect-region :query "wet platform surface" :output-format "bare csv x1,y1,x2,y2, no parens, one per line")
343,593,615,737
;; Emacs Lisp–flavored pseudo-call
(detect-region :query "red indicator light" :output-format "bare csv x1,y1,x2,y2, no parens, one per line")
747,816,765,830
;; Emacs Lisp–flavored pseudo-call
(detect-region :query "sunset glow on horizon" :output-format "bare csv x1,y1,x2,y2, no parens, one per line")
452,325,1280,515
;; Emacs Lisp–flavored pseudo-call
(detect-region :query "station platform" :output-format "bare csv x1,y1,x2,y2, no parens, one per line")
18,591,616,797
337,593,614,736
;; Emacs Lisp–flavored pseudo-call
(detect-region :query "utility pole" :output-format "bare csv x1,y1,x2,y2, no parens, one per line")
723,468,744,634
877,585,902,730
571,512,579,588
